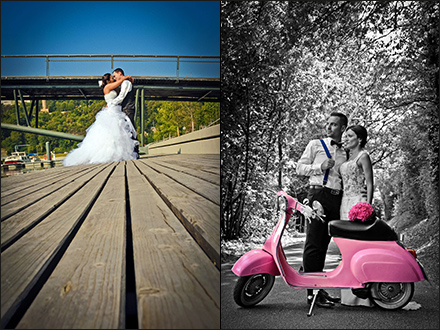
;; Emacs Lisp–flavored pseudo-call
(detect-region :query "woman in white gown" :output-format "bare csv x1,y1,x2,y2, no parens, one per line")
63,73,139,166
339,125,374,307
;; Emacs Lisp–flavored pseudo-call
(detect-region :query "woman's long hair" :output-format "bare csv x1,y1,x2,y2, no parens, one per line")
100,73,111,90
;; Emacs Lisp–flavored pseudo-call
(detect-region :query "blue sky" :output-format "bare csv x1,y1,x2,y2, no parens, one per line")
1,1,220,77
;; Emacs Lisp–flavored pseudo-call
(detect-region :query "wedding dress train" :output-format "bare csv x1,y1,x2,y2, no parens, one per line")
63,90,138,166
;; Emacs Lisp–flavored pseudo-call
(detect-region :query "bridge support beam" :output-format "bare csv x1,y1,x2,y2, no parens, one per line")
13,90,20,125
141,89,145,147
17,89,31,126
29,99,35,124
35,98,39,128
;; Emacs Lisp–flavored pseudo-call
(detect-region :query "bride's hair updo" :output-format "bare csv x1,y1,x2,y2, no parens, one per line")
100,73,112,90
346,125,368,148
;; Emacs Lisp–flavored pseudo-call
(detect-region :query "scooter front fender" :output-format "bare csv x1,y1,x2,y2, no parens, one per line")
232,249,280,277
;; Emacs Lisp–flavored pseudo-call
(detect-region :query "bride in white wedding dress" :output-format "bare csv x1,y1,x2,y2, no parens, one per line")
63,73,139,166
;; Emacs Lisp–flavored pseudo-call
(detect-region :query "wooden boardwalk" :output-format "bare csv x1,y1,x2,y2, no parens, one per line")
1,154,220,329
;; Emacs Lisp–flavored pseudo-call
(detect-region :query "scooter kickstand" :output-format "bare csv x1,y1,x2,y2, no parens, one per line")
307,290,319,317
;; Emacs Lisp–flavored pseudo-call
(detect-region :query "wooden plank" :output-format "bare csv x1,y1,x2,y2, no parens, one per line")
1,164,105,220
15,162,126,329
1,165,97,199
2,155,220,328
135,160,220,268
145,157,220,185
142,159,220,205
1,163,109,250
1,164,85,194
125,160,220,329
1,164,101,206
0,163,117,328
154,154,220,174
1,165,67,185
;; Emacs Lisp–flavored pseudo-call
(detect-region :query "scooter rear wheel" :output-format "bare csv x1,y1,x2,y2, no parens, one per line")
370,282,414,310
233,273,275,307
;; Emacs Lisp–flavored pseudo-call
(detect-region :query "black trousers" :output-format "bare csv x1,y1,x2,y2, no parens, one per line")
123,108,135,128
123,108,139,154
302,187,342,273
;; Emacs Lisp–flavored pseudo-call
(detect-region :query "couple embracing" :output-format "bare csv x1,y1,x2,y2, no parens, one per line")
297,112,374,308
63,68,139,166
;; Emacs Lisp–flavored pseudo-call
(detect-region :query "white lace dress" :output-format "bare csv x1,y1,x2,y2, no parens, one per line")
63,90,139,166
339,150,369,220
339,149,373,307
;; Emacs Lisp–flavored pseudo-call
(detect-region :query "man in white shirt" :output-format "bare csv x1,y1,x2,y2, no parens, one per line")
296,112,348,308
112,68,139,158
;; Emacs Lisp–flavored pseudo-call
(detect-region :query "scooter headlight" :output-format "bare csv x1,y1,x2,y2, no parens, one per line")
406,248,417,259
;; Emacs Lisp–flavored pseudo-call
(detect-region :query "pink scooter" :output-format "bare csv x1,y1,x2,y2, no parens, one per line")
232,190,427,315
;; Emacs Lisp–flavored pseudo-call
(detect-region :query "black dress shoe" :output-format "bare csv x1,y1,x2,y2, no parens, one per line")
307,292,335,308
319,289,341,303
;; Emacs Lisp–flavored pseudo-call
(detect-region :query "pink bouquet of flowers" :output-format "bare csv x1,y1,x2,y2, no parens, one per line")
348,202,375,222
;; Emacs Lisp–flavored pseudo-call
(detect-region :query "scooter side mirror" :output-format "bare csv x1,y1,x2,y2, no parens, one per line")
312,200,325,218
277,195,288,211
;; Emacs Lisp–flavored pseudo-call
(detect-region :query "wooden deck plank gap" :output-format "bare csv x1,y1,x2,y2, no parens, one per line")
123,162,139,329
1,165,99,198
1,163,112,253
0,164,117,329
1,165,101,208
1,165,108,222
132,161,220,270
141,160,219,206
148,160,219,186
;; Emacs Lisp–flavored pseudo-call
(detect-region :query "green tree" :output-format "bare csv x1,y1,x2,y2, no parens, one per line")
2,97,219,155
221,1,439,240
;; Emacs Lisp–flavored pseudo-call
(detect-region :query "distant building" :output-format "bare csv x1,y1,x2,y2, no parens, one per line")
40,100,49,112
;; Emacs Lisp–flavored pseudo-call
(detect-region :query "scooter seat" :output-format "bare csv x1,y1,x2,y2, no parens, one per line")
328,219,398,241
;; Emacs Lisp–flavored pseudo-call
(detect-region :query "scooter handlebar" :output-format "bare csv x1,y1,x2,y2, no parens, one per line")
277,190,325,223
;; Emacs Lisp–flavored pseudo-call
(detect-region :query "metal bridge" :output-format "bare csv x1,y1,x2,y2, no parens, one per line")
0,76,220,102
1,55,220,146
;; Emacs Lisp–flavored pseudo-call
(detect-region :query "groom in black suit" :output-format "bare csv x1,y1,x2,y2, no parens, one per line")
112,68,140,158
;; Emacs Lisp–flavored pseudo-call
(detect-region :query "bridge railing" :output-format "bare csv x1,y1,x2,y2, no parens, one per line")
1,54,220,79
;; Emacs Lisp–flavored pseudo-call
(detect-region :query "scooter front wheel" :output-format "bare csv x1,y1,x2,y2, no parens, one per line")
233,273,275,307
370,282,414,310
